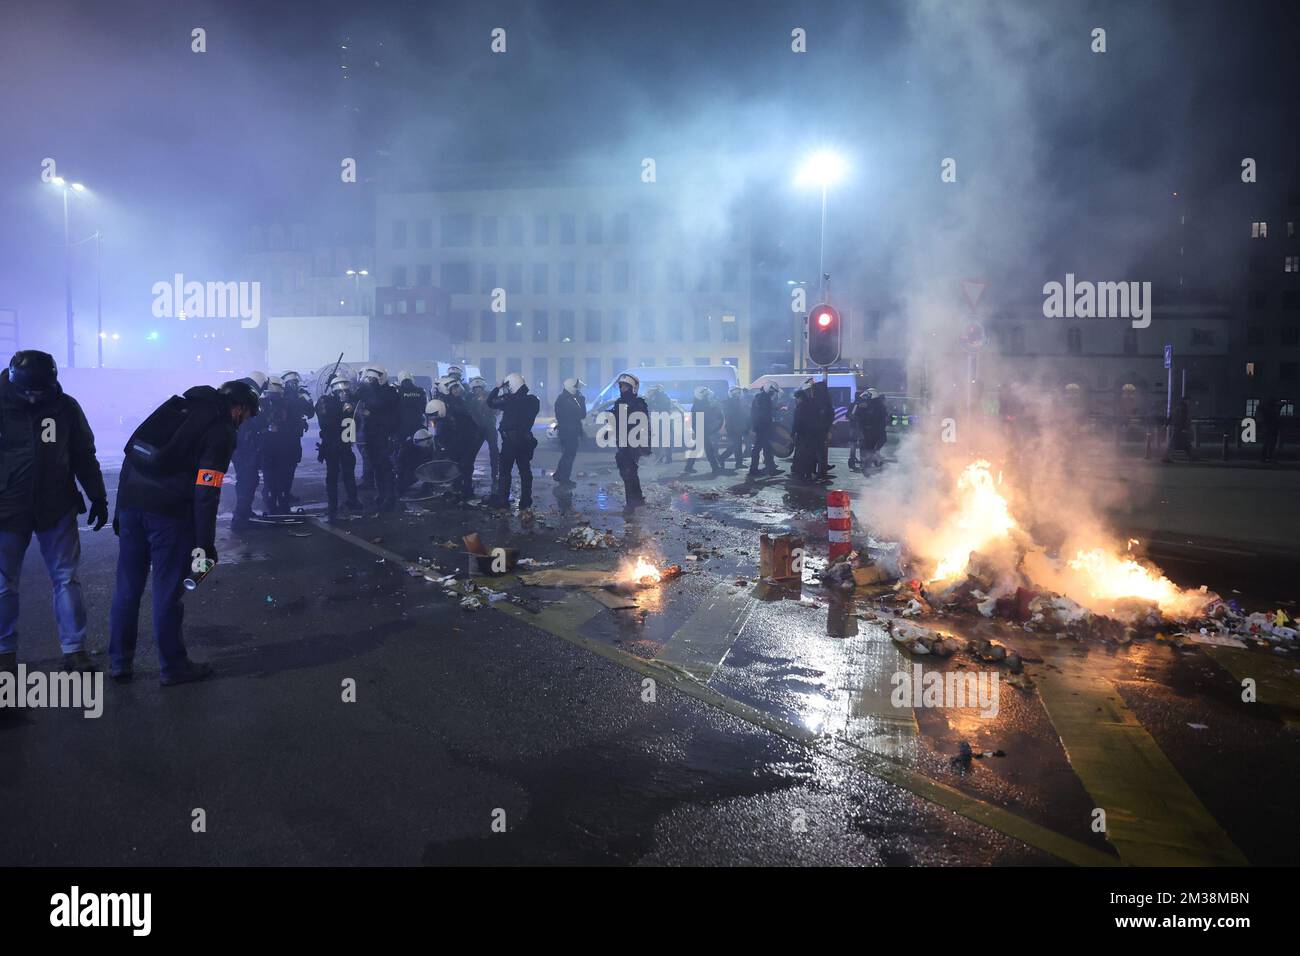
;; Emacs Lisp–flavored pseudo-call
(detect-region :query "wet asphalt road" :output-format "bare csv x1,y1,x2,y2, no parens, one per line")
0,439,1296,866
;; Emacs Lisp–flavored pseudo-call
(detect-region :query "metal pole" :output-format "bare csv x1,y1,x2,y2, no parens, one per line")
63,187,75,368
96,231,103,368
819,183,828,303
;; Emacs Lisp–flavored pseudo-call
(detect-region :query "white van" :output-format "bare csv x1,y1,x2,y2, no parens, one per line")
547,364,740,443
747,372,863,445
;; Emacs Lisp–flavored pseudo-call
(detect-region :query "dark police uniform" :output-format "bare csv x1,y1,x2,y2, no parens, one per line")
487,384,540,510
552,388,587,483
110,385,236,682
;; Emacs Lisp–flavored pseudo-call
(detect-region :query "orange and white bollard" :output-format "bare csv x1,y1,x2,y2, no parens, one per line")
827,490,852,563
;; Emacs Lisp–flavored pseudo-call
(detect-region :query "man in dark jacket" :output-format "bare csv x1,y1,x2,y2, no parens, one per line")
552,377,587,486
355,365,402,511
0,351,108,675
747,383,781,477
486,372,541,511
809,377,835,480
109,379,259,685
611,372,650,511
720,386,748,470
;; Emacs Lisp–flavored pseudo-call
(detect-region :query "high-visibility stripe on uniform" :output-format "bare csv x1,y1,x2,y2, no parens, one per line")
196,469,224,487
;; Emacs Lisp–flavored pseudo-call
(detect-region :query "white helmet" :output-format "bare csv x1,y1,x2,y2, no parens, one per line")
436,374,459,394
413,427,434,449
396,370,415,384
617,372,640,392
281,370,301,387
763,382,779,394
329,375,351,395
266,376,284,396
694,385,712,401
360,364,387,385
503,372,526,393
424,398,448,419
245,371,269,391
563,377,584,394
469,376,487,390
865,387,881,399
447,365,464,380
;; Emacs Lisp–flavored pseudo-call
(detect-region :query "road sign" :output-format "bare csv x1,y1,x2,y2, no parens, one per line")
960,320,986,353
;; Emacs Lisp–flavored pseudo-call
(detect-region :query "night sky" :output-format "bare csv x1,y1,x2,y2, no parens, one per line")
1,0,1296,359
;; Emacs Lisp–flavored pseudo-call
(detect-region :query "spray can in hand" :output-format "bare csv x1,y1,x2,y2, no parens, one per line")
184,549,217,591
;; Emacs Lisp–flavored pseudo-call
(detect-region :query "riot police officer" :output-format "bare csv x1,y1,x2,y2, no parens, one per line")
355,364,401,512
486,372,540,512
395,370,429,494
315,375,363,522
552,377,587,486
278,370,315,503
612,372,649,511
466,376,499,487
231,370,268,531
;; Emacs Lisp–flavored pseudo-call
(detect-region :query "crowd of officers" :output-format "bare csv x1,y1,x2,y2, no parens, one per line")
230,366,896,524
0,352,891,691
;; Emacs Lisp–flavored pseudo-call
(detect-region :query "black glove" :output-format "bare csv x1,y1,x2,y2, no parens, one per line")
87,499,109,531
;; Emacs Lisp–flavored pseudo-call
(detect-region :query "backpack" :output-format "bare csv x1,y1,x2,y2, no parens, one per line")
124,394,222,473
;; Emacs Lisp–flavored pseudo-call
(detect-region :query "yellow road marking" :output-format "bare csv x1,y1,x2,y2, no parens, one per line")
1032,649,1248,866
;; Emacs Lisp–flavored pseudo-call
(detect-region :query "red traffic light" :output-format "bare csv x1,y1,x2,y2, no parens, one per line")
807,303,841,367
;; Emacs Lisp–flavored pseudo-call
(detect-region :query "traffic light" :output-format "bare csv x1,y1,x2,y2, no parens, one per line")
807,303,841,367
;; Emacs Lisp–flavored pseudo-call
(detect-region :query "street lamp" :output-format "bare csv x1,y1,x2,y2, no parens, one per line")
345,269,369,313
50,177,89,368
794,150,847,303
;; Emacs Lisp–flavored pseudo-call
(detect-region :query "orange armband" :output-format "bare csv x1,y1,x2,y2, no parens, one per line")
196,469,225,487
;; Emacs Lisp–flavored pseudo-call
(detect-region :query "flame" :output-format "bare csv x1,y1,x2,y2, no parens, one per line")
926,460,1018,582
622,555,662,587
1065,548,1208,619
911,458,1214,621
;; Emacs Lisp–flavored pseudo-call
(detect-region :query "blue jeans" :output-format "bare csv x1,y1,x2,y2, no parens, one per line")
0,510,89,655
109,507,195,678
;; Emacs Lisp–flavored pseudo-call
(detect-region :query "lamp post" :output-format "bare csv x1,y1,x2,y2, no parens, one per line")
51,177,87,368
794,151,847,304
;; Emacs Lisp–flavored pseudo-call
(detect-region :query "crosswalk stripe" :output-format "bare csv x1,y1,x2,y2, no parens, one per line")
1032,649,1248,866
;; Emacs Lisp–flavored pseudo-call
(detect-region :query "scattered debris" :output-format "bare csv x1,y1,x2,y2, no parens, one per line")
565,524,616,549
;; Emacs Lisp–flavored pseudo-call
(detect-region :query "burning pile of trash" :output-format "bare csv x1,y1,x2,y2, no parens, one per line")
856,460,1293,655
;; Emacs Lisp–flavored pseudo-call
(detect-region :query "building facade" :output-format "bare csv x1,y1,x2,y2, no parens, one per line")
374,182,752,406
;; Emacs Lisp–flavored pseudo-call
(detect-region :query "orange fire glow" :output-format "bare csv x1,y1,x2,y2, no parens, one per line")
622,555,663,587
915,459,1212,620
925,460,1018,583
